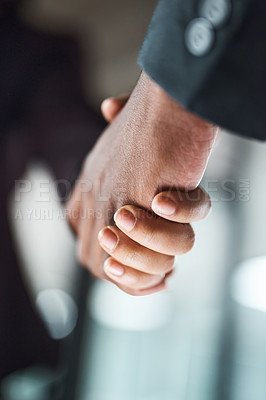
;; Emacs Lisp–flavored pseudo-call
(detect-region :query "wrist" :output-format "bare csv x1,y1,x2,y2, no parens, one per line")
133,72,218,189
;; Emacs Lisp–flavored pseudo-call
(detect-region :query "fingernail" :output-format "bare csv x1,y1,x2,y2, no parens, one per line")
101,98,112,110
98,228,119,251
104,259,124,277
152,196,176,216
114,208,136,232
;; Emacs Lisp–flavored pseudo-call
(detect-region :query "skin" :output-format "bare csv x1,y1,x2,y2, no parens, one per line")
66,72,218,295
99,95,212,294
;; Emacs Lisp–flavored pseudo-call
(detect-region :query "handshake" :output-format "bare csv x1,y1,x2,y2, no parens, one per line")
66,72,217,296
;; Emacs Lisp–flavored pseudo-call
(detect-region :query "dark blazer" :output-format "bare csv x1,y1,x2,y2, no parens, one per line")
138,0,266,141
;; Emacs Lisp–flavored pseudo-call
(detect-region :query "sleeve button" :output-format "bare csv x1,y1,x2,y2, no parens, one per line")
185,17,215,57
199,0,232,29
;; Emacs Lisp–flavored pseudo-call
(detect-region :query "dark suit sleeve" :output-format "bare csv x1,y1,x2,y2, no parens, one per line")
138,0,266,141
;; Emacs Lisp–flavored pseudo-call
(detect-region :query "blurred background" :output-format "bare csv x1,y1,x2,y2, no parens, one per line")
1,1,266,399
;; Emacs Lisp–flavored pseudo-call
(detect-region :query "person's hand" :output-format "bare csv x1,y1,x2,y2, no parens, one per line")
98,186,210,296
66,72,218,290
98,93,210,295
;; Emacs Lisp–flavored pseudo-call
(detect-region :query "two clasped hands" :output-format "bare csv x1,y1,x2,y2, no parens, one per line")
67,72,218,296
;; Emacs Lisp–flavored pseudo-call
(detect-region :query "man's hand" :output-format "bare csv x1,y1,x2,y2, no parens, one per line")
98,185,211,296
66,72,218,290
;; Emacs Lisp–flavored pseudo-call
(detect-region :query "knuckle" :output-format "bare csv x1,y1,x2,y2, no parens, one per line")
161,255,175,274
183,225,195,252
